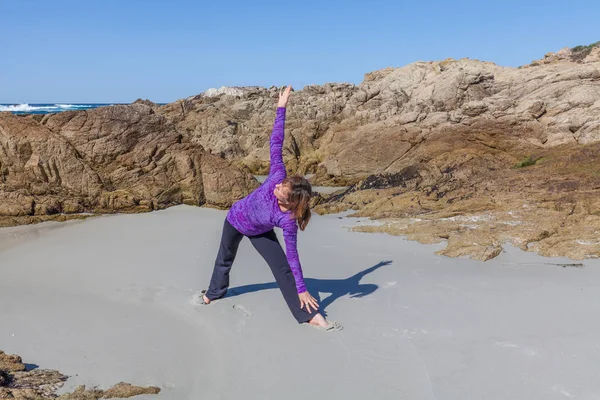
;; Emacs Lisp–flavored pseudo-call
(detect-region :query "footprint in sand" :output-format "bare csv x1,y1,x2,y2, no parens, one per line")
233,304,252,318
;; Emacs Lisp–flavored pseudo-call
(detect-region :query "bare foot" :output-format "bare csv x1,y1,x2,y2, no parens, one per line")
203,294,211,304
308,313,328,328
308,313,343,331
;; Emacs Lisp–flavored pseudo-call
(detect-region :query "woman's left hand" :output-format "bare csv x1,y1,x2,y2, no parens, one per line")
299,291,319,313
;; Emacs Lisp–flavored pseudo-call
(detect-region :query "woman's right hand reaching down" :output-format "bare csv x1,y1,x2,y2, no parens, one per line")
299,291,319,313
278,85,293,108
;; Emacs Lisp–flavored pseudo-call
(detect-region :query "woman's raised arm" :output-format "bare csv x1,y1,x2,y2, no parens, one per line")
267,85,292,180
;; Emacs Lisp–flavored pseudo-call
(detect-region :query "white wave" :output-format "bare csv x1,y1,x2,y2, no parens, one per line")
0,103,98,113
55,104,93,109
0,104,57,112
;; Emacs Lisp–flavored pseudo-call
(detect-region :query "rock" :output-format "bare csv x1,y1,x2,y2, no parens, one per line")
529,41,600,65
57,385,105,400
200,86,245,98
150,45,600,261
55,382,160,399
0,350,68,399
102,382,161,399
462,101,488,117
0,192,34,217
0,104,257,226
327,140,600,261
156,52,600,188
436,231,503,261
132,99,156,108
0,350,160,400
0,351,26,372
3,43,600,261
0,370,9,386
200,153,259,208
10,369,68,398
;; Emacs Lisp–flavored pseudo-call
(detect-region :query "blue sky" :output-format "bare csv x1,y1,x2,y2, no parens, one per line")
1,0,598,103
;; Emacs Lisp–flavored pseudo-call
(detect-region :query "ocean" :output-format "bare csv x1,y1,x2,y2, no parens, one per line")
0,103,116,114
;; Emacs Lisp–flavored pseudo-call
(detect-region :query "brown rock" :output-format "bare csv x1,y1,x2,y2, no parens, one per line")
0,103,257,226
2,44,600,261
57,385,105,400
101,382,161,399
334,140,600,261
0,350,160,400
155,51,600,190
200,153,259,208
0,351,26,373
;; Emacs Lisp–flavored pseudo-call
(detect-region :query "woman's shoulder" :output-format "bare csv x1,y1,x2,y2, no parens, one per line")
264,170,287,187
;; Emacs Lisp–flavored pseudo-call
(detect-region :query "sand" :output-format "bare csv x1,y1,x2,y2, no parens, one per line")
1,205,599,399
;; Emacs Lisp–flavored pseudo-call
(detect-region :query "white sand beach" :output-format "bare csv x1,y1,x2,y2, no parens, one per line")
1,206,599,399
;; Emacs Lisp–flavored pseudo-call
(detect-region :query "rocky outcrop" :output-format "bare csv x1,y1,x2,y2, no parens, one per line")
157,45,600,188
0,350,160,399
530,41,600,65
0,103,258,226
148,44,600,261
316,140,600,260
2,43,599,260
159,84,355,178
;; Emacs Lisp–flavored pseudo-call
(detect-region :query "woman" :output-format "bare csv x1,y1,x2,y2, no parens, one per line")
195,85,341,331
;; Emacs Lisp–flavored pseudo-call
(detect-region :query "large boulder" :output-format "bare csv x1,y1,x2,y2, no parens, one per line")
0,103,258,226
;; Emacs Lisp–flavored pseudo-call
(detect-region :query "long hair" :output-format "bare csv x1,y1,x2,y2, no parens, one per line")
282,175,312,231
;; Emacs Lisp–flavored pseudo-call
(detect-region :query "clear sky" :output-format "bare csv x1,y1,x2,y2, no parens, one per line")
1,0,598,103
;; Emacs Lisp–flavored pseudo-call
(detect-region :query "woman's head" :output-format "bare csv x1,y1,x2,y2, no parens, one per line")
274,175,312,231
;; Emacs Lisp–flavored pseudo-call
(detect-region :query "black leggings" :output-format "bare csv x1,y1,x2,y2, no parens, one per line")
206,219,319,323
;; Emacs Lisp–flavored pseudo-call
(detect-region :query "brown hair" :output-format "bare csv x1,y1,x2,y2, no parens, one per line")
282,175,312,231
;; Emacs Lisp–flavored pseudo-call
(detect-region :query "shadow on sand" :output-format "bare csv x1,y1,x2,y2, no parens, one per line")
227,260,393,316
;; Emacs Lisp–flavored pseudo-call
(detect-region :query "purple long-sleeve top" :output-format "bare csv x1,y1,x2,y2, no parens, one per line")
226,107,307,293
